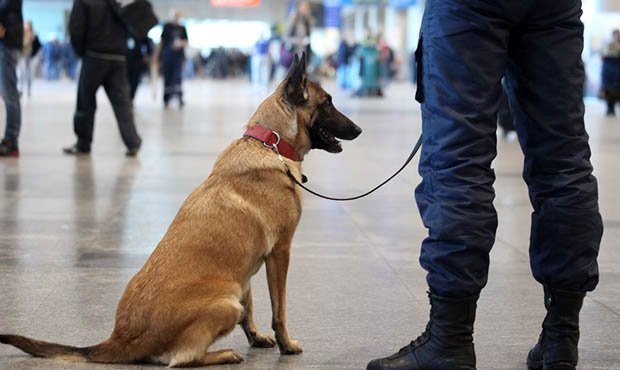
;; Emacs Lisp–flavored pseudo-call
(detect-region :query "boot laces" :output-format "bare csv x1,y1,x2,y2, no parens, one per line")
399,322,431,353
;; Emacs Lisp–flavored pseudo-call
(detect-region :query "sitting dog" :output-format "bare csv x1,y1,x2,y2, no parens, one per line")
0,54,362,367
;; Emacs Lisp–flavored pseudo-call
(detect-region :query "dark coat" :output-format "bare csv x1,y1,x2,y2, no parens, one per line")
69,0,127,57
0,0,23,50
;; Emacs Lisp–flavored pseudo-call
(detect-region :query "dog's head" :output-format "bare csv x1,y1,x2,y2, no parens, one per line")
284,53,362,154
253,53,361,158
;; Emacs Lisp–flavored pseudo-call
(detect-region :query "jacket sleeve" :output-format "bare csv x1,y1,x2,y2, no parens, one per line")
69,0,87,56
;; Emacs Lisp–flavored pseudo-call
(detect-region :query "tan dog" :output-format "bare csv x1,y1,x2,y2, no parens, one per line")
0,54,362,367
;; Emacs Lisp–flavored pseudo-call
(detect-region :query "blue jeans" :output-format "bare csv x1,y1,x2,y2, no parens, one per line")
415,0,602,297
0,45,21,144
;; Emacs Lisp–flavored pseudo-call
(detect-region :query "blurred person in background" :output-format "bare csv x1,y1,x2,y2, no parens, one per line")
251,33,271,87
18,20,40,98
42,35,62,80
63,0,142,157
284,1,313,66
354,32,384,97
600,29,620,116
127,36,154,101
0,0,23,157
336,34,355,89
157,9,188,109
378,34,396,86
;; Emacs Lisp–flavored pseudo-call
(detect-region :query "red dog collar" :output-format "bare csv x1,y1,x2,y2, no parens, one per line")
243,125,300,162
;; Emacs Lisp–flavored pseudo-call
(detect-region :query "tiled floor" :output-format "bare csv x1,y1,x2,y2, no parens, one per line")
0,78,619,369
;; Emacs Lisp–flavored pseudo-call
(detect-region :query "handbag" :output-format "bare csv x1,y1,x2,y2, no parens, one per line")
106,0,158,42
120,0,159,41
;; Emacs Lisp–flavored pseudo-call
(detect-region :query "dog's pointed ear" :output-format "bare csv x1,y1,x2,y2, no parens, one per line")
284,53,308,106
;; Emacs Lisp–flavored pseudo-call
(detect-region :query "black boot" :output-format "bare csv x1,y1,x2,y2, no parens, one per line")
0,139,19,157
367,292,478,370
527,286,585,370
62,143,91,156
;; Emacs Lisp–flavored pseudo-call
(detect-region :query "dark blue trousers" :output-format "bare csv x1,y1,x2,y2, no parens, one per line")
162,52,184,104
414,0,603,297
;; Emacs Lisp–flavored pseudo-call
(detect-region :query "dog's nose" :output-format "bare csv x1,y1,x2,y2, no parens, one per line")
352,125,362,138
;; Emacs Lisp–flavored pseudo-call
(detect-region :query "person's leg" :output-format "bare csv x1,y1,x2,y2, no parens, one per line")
605,96,615,116
17,56,24,95
173,58,184,105
103,61,142,153
416,1,513,300
68,57,105,153
25,57,32,97
0,47,22,156
504,1,603,368
251,54,260,85
127,66,140,101
368,1,518,368
259,55,270,86
162,58,172,106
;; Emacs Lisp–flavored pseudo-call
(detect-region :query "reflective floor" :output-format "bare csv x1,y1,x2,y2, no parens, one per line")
0,79,619,369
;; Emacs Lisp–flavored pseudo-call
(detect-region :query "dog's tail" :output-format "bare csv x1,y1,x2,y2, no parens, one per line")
0,334,131,363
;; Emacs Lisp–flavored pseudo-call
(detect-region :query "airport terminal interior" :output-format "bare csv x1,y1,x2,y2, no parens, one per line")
1,0,620,369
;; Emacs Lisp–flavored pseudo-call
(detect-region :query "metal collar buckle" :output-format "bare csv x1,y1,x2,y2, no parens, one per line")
263,130,281,153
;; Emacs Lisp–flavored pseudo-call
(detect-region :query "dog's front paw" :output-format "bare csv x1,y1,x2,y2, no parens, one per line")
223,351,245,364
251,333,277,348
279,339,303,355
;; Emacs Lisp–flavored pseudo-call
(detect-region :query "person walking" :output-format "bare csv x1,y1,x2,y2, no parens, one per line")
157,9,187,109
18,20,39,98
336,36,355,90
251,34,271,87
283,1,313,67
63,0,142,157
600,29,620,116
0,0,22,157
367,1,603,370
127,36,153,101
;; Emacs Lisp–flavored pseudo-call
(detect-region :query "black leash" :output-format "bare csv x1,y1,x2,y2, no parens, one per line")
283,134,423,201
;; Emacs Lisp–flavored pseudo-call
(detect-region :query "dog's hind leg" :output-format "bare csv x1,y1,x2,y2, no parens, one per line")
240,285,276,348
168,296,244,368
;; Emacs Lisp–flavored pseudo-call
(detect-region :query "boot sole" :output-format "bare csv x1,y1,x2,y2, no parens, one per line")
527,357,543,370
527,359,575,370
62,150,90,156
543,364,576,370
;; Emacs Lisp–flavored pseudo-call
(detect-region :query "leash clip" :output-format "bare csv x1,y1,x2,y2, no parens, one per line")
264,131,281,153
